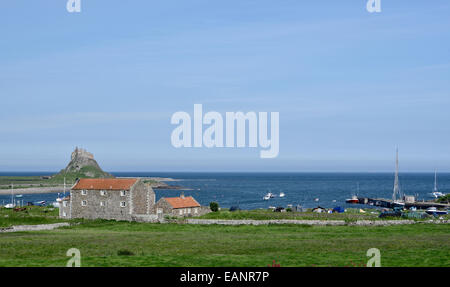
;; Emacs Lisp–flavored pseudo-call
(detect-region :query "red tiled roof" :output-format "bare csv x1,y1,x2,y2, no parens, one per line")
164,196,200,209
72,178,138,190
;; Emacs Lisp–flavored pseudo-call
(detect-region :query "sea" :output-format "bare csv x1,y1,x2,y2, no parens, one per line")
0,172,448,209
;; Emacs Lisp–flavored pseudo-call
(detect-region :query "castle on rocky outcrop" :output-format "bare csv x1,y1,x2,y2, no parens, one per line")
54,147,113,179
71,147,94,161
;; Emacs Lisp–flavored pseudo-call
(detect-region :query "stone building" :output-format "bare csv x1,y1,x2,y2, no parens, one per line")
155,194,209,217
59,178,155,221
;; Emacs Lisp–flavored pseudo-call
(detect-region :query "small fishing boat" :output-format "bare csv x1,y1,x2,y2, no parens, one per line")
346,183,360,204
15,194,23,198
279,192,285,198
346,195,359,204
314,198,319,202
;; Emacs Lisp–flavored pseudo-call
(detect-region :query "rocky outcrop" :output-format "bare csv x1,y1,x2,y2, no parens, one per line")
54,147,113,179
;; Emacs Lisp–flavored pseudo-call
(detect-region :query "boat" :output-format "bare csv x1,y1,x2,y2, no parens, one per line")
15,194,23,198
432,191,445,198
392,149,405,206
54,178,67,207
346,195,359,204
279,192,285,198
346,183,360,204
263,191,275,200
430,170,446,198
314,198,319,202
5,183,16,209
425,207,448,215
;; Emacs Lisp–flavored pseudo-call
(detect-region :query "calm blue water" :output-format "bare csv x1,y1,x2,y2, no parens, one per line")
1,172,448,209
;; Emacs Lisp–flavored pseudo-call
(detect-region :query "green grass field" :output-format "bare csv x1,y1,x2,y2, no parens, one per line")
0,206,65,228
198,209,450,221
0,207,449,267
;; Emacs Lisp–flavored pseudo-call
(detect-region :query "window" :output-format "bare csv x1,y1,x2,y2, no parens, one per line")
187,208,191,214
81,190,87,195
179,209,183,215
100,201,105,207
120,201,126,207
100,190,106,196
120,190,126,196
81,200,87,206
62,211,67,217
63,201,67,207
194,208,198,214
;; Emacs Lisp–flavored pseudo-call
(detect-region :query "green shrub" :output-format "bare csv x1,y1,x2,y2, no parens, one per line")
437,194,450,203
117,249,134,256
209,202,219,212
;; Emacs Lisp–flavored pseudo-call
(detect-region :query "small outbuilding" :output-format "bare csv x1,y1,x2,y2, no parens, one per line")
155,194,205,217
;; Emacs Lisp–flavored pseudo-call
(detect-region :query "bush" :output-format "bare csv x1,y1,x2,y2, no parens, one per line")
437,194,450,204
209,202,219,212
286,208,292,212
117,249,134,256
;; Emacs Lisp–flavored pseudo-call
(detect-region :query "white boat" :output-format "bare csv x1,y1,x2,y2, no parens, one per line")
392,149,405,206
279,192,285,198
314,198,319,202
54,178,67,205
431,191,445,198
5,183,16,209
430,170,446,198
425,207,448,215
263,192,274,200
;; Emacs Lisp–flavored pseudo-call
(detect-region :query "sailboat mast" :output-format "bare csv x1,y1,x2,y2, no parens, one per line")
393,149,400,202
64,177,66,197
434,170,438,192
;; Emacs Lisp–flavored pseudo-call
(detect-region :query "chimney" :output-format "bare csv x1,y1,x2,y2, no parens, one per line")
180,192,185,199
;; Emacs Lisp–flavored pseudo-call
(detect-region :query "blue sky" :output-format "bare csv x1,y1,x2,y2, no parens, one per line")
0,0,449,172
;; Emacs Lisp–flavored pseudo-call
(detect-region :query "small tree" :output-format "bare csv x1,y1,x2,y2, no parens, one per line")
209,202,219,212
